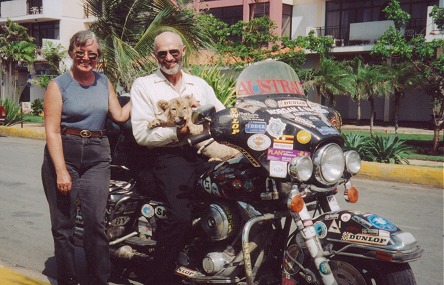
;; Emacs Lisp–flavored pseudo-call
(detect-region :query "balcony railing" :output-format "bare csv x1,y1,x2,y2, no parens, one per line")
29,6,43,15
311,18,427,47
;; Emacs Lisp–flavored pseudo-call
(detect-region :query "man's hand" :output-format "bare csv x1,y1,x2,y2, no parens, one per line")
176,123,190,139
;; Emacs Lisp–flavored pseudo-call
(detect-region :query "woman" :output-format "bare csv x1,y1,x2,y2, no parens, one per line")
41,30,130,285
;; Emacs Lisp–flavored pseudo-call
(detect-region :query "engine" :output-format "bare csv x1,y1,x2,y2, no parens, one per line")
201,202,239,241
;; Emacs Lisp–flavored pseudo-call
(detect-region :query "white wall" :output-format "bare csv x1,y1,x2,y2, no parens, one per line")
292,0,324,38
1,0,27,18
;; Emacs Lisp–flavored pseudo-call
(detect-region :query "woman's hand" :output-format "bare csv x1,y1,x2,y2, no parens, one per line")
56,170,72,194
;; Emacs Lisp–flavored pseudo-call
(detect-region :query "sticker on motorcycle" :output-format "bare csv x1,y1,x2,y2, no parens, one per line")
341,232,390,245
296,130,311,144
267,148,310,162
324,214,339,220
314,221,327,239
203,176,212,194
265,99,278,108
245,121,267,133
341,213,351,222
328,219,341,234
273,135,294,150
269,160,287,178
367,215,398,231
266,118,286,138
175,266,198,278
277,99,308,108
327,195,340,212
155,205,167,219
319,261,332,275
352,216,372,229
110,216,131,226
247,134,271,151
138,216,152,236
141,204,155,218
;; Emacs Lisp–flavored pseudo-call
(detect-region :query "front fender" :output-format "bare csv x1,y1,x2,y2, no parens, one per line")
312,210,423,263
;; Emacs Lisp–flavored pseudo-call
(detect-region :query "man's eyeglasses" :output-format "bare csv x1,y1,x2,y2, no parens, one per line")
75,50,99,60
156,49,180,59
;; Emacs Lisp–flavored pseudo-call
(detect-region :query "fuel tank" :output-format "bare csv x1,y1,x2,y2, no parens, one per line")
196,157,267,202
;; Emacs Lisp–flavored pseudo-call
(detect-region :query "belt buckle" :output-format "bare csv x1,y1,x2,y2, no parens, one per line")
80,130,92,138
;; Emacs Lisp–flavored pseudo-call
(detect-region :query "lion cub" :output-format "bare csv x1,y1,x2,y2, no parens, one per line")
148,95,240,161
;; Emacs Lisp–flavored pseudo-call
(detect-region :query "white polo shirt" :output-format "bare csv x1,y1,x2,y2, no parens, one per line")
131,69,225,148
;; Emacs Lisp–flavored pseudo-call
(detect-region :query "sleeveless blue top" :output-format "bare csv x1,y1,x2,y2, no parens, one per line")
54,71,109,131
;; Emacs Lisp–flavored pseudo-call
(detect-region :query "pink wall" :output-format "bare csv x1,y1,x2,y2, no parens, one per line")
199,0,284,35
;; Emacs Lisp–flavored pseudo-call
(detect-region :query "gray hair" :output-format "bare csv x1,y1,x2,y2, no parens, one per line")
68,30,101,56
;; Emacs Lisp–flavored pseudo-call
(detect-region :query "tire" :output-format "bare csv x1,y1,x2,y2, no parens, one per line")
331,257,417,285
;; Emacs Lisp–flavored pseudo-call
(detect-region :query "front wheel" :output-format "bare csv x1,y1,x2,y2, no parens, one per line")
331,257,417,285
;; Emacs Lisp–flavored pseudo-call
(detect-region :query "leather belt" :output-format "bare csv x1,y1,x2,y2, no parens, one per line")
62,127,105,138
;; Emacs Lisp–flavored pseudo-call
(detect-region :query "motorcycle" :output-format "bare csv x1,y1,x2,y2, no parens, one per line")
74,60,422,285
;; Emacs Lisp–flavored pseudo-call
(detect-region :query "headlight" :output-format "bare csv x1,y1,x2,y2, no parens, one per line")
288,156,313,182
344,150,361,174
312,143,345,185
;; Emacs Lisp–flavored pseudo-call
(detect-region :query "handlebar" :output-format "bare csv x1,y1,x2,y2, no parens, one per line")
187,130,212,147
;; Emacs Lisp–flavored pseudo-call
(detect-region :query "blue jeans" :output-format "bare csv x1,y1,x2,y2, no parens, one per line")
42,134,111,285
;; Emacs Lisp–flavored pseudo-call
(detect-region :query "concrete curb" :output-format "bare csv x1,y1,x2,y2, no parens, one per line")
0,125,46,140
358,161,443,188
0,125,442,188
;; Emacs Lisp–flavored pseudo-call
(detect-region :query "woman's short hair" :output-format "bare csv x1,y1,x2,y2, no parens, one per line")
68,30,101,57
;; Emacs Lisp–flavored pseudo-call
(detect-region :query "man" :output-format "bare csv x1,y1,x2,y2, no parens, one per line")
130,31,225,284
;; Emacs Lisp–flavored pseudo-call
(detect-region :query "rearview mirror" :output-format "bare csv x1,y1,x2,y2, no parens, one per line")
191,105,216,125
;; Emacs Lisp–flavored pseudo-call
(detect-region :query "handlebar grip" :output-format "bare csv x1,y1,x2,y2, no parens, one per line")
187,130,212,146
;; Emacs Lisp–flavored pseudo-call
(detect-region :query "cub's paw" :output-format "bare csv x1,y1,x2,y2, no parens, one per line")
148,119,163,129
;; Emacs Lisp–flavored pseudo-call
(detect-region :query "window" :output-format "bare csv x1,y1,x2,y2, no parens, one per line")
205,6,242,25
282,4,292,37
325,0,439,43
24,21,60,47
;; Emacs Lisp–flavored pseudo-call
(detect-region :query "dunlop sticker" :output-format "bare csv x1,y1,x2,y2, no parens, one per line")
341,232,390,245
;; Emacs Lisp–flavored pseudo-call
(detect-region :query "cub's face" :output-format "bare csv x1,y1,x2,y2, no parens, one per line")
157,96,194,128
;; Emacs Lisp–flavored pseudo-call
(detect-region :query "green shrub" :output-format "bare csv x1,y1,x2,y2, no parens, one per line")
343,132,413,164
366,135,413,164
342,132,373,160
189,65,237,107
0,98,25,126
31,98,44,116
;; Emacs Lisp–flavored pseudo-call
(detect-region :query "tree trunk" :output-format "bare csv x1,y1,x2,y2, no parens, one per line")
356,99,361,125
393,91,400,137
369,95,375,137
431,111,443,153
432,126,441,154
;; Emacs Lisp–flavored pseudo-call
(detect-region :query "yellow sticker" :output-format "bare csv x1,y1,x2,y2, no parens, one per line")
297,130,311,144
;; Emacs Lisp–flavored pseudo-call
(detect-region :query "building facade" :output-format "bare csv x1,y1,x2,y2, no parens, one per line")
199,0,443,124
0,0,93,103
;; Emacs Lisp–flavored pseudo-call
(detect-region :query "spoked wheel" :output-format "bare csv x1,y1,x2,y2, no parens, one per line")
330,260,367,285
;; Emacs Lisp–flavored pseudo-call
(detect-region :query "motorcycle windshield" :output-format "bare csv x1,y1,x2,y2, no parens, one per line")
210,60,343,177
236,59,305,98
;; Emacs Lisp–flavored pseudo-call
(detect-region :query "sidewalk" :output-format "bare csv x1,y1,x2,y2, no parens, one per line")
0,123,442,187
0,259,53,285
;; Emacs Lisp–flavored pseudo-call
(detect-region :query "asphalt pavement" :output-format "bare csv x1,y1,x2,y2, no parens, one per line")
1,122,442,188
0,122,442,285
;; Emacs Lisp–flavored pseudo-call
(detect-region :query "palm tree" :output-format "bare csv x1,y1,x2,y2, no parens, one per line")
302,57,353,107
382,61,417,135
83,0,213,92
347,58,392,136
0,20,36,102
